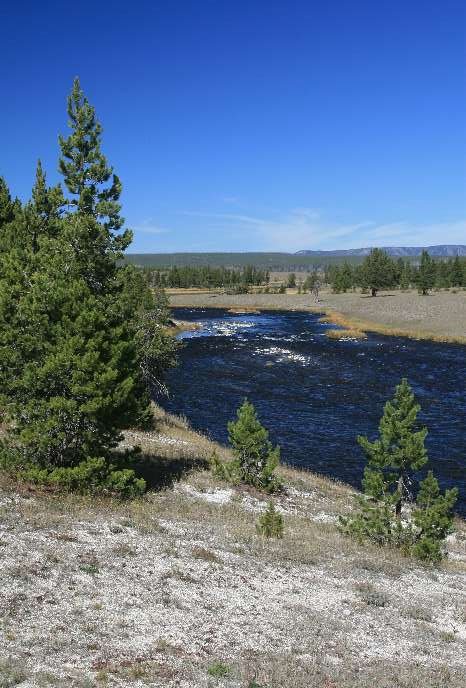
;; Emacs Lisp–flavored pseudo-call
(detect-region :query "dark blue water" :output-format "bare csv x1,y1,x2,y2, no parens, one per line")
162,308,466,514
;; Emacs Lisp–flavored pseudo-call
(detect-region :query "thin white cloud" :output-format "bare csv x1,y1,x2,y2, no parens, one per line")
132,220,170,235
180,209,466,251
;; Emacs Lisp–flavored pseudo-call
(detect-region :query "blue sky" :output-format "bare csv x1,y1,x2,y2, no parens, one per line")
1,0,465,252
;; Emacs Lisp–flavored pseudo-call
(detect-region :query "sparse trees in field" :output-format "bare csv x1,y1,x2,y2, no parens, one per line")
287,272,297,288
340,379,458,561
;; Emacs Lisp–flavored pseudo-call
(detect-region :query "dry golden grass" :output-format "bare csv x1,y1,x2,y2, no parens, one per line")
325,327,367,339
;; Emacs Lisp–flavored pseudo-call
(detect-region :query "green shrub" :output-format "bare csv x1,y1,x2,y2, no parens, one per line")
21,457,145,498
207,661,231,678
209,450,240,484
256,501,284,538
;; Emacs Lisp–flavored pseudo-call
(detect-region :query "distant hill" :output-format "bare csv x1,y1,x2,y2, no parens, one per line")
124,246,466,271
295,245,466,257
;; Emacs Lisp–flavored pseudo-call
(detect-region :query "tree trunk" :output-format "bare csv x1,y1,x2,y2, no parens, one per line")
395,475,405,518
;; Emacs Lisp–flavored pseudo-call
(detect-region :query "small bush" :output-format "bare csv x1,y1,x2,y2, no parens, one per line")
0,657,28,686
256,501,284,538
209,450,240,484
355,582,389,607
207,661,231,678
21,457,146,498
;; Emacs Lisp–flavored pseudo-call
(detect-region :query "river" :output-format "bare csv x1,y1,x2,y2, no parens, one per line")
161,308,466,514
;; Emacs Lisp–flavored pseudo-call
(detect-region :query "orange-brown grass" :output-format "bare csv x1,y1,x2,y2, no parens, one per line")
320,310,466,344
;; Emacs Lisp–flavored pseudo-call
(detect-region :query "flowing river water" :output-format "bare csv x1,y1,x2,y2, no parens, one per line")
161,308,466,514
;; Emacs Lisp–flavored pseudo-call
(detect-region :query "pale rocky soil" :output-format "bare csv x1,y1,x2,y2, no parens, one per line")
168,288,466,342
1,410,465,688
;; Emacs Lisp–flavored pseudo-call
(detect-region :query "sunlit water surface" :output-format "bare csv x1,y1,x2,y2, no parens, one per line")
160,308,466,514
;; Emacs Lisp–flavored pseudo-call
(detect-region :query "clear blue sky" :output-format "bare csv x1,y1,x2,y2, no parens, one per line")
1,0,465,252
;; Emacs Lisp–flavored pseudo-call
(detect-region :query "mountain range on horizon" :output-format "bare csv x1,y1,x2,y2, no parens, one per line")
295,245,466,257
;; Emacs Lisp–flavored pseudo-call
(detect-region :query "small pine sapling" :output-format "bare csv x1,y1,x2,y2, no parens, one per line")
411,471,458,562
256,501,284,538
228,400,281,492
340,379,458,562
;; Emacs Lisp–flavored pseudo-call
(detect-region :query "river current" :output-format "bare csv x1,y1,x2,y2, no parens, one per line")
161,308,466,514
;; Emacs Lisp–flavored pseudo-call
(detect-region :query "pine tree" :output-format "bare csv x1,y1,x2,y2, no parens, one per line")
0,178,16,230
412,471,458,562
450,256,463,287
358,378,428,516
22,161,64,253
227,400,280,492
256,501,284,538
399,262,411,290
0,177,21,252
359,248,396,296
0,79,175,495
58,77,129,248
416,250,435,295
340,379,458,561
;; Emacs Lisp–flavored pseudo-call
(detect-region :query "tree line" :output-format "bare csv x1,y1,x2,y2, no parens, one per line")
0,79,177,496
328,248,466,295
142,264,269,289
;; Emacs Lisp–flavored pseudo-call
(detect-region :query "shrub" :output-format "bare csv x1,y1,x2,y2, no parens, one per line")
207,661,231,678
21,457,146,498
209,450,240,484
256,501,284,538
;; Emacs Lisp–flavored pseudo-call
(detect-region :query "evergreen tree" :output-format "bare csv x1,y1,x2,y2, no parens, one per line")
256,501,284,538
450,255,464,287
58,78,129,248
412,471,458,562
332,262,353,293
416,250,435,295
0,79,174,495
287,272,296,288
358,378,428,516
340,379,458,561
399,262,411,290
359,248,396,296
227,400,280,492
0,178,17,231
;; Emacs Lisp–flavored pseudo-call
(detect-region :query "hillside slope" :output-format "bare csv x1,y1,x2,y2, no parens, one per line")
0,409,465,688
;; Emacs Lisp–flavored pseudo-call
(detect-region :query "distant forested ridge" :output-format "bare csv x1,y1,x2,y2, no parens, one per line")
125,246,466,271
296,245,466,257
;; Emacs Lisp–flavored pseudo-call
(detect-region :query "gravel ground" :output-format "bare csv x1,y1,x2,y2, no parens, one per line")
1,419,465,687
168,289,466,342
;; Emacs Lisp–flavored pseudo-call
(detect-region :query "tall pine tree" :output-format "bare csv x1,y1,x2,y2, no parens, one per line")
0,79,175,495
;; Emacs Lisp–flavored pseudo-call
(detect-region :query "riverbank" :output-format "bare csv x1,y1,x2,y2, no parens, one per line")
168,289,466,344
1,406,465,687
